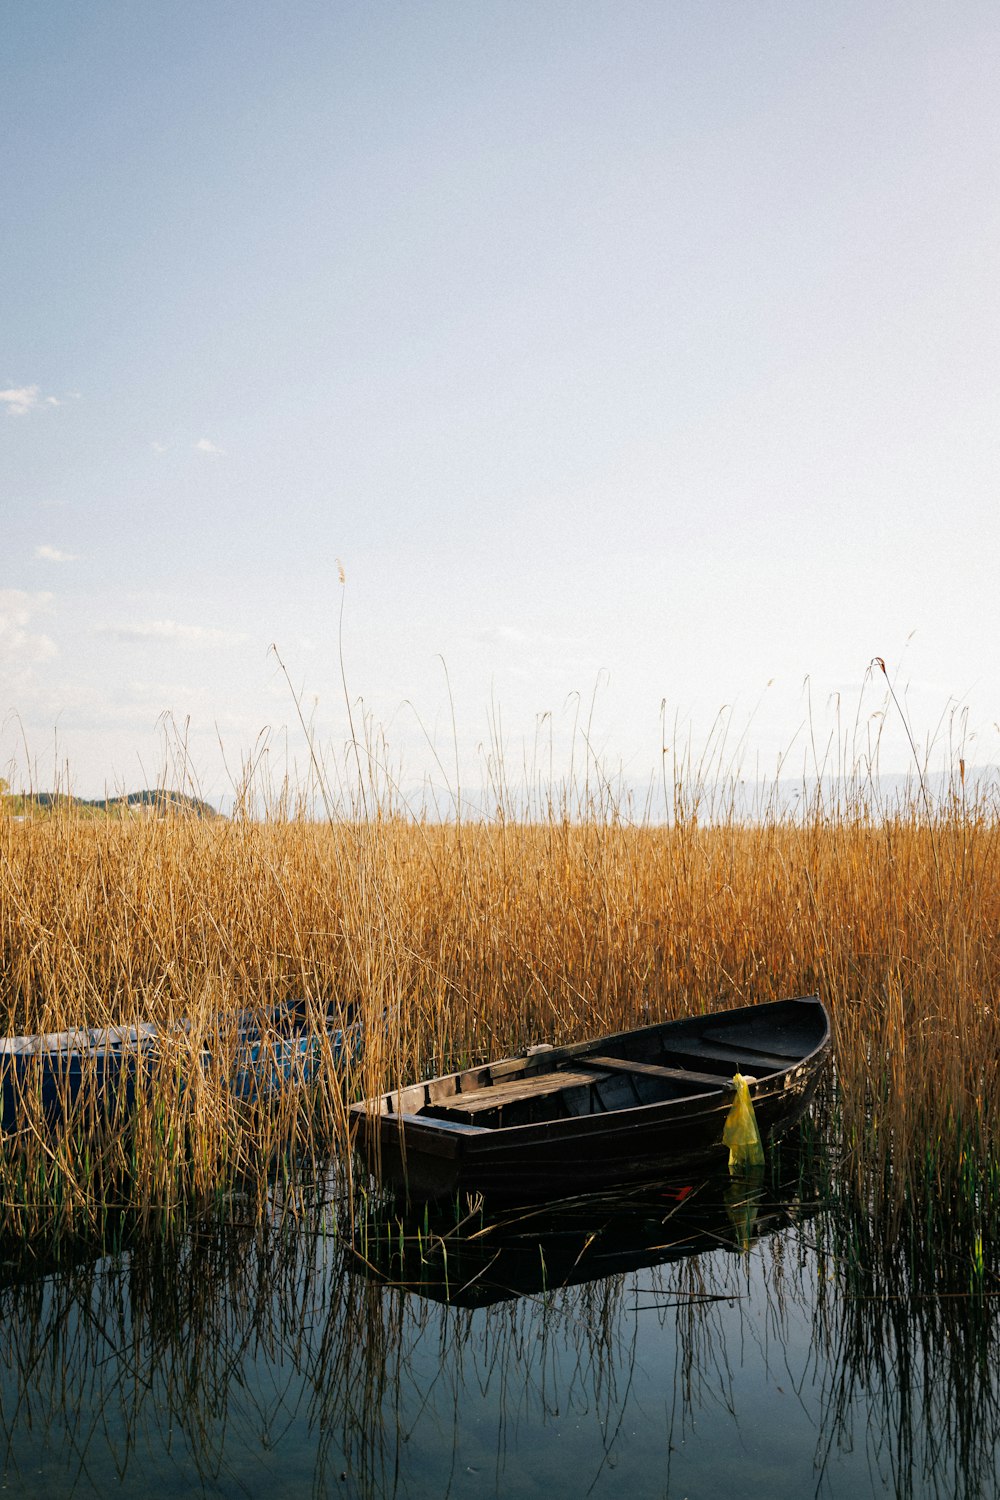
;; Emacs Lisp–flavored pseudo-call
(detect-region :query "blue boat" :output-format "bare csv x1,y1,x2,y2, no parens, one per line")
0,999,357,1133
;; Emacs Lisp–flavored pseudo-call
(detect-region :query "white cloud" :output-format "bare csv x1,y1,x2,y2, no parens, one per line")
35,545,78,563
474,624,530,647
0,385,67,416
151,441,168,455
1,385,41,417
0,591,58,686
98,618,247,648
474,623,589,650
195,438,225,455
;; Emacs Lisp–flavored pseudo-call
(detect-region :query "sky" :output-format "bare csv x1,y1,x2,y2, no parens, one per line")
3,1,999,811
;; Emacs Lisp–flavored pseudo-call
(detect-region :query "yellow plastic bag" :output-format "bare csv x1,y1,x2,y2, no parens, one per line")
722,1073,764,1174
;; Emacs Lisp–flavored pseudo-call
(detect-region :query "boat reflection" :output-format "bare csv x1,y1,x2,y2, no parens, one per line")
349,1167,808,1307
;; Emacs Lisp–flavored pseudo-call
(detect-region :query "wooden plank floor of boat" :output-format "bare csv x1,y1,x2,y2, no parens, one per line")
443,1067,609,1115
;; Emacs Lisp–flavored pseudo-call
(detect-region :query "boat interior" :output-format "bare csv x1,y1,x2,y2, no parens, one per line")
388,1008,820,1131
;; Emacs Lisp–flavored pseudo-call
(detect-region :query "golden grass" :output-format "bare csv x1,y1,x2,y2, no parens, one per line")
1,783,998,1238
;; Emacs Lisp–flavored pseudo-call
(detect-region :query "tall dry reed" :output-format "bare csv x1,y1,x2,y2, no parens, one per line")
1,768,999,1239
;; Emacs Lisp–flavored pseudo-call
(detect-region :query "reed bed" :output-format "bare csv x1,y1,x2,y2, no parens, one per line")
1,773,999,1241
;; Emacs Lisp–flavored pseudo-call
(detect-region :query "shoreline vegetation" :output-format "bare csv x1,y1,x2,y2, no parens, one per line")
0,762,998,1264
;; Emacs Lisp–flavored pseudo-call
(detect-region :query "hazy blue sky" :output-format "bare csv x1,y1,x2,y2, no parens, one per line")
3,1,999,805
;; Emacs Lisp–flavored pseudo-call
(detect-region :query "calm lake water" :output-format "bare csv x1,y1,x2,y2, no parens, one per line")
0,1140,996,1499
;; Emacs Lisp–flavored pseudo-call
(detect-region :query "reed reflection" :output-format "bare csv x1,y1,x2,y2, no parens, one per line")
808,1164,1000,1500
0,1141,995,1499
0,1184,355,1495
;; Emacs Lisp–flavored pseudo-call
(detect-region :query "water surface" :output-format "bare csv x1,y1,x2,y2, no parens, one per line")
0,1147,996,1499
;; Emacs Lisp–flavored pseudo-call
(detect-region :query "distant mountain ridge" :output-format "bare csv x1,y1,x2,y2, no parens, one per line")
2,789,218,818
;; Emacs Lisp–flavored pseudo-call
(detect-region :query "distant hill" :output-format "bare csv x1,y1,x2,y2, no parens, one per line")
2,789,218,819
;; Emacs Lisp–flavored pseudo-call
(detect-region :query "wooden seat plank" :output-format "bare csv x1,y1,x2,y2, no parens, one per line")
391,1112,490,1135
578,1055,735,1090
663,1039,796,1073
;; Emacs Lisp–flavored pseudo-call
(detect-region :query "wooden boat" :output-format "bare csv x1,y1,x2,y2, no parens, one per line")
350,994,830,1199
0,998,358,1133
